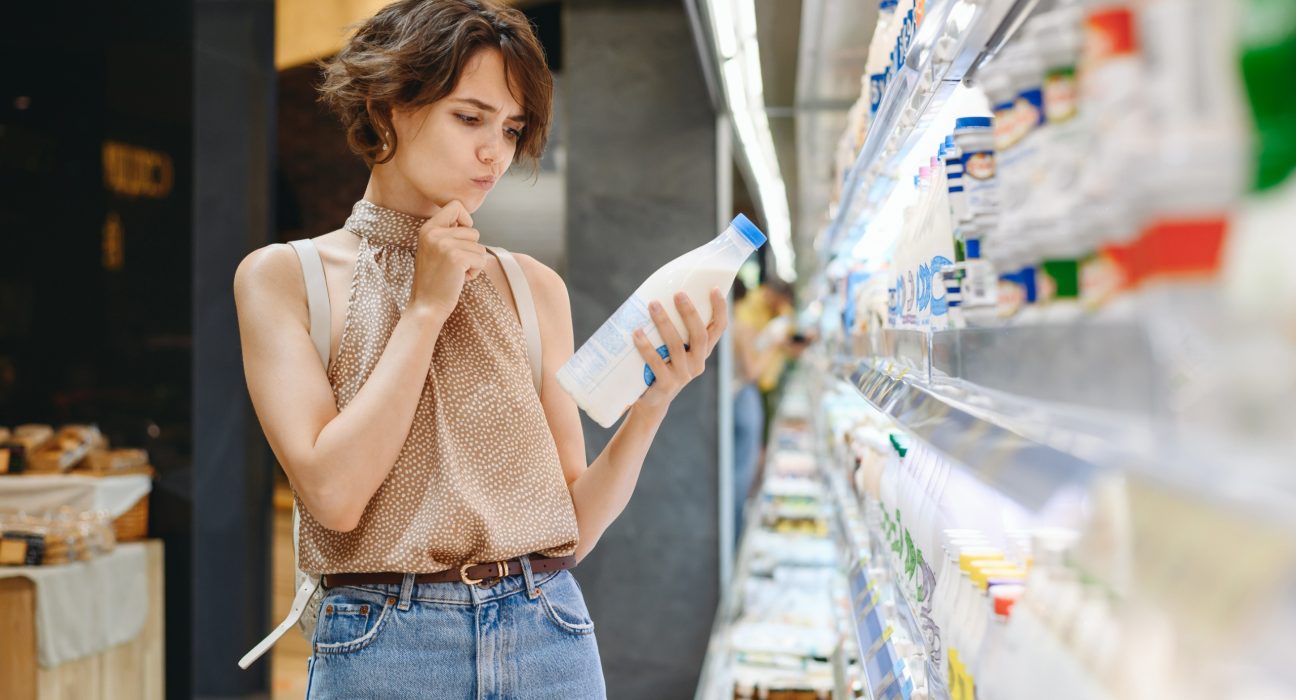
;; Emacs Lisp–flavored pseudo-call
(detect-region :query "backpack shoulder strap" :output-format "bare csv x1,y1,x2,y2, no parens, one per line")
487,246,543,396
240,240,329,670
287,239,331,371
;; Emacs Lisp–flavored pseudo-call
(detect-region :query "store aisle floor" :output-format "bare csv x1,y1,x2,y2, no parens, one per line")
271,488,311,700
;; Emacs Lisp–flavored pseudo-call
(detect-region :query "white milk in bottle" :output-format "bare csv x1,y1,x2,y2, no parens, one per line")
557,215,767,428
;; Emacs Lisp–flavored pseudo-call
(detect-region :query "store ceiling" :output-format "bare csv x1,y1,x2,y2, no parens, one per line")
785,0,876,282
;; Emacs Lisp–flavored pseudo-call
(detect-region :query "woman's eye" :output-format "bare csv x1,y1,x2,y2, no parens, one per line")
456,114,479,124
505,128,522,141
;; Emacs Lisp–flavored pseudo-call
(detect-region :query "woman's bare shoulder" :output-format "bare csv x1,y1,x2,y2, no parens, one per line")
234,242,302,307
512,253,568,305
234,230,353,303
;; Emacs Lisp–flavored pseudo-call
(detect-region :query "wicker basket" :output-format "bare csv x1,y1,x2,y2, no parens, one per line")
102,465,154,542
112,495,150,542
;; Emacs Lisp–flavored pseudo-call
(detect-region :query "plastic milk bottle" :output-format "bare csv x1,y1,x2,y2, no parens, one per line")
557,215,767,428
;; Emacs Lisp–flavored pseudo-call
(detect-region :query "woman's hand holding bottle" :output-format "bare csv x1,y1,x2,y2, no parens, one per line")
631,288,729,412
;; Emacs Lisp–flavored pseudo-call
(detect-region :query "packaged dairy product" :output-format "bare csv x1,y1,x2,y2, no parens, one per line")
953,117,996,223
944,134,967,223
1033,7,1087,318
867,0,901,118
557,215,766,428
1078,0,1149,246
956,216,1000,326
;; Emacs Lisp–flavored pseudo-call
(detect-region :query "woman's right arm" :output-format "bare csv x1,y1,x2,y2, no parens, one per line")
233,201,487,532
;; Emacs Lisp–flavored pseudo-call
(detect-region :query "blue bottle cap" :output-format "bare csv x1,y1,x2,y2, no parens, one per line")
731,213,767,248
944,135,956,149
955,116,993,130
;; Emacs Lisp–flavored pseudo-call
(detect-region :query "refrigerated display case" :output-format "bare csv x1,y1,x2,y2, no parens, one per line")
707,0,1296,698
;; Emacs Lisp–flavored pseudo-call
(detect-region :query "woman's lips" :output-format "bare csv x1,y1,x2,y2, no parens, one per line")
472,177,496,190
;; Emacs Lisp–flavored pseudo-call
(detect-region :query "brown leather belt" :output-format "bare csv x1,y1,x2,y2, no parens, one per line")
322,554,577,589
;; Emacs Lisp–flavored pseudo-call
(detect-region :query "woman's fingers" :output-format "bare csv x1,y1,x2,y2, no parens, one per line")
633,328,671,385
705,288,728,354
427,199,472,229
633,290,734,407
650,299,688,372
675,293,708,375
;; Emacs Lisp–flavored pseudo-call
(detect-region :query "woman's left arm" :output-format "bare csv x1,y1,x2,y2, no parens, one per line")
520,256,727,562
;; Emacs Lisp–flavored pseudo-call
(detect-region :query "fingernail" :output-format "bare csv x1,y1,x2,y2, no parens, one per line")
649,301,662,313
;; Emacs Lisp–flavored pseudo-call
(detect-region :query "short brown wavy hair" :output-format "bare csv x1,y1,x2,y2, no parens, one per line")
318,0,552,169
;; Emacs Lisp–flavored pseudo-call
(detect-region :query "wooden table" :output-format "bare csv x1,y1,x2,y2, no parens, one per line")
0,539,164,700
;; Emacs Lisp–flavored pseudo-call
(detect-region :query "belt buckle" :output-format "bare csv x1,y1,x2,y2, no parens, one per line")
460,561,507,588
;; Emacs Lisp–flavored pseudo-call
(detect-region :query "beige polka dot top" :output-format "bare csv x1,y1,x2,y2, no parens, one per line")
296,200,579,574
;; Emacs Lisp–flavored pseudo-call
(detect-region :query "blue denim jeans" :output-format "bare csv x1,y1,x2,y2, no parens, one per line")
733,383,764,543
305,557,606,699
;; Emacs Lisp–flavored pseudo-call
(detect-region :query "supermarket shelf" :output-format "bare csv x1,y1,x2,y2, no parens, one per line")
860,324,1163,416
833,350,1296,525
825,0,1028,255
846,358,1099,511
930,324,1161,415
823,462,946,700
694,500,767,700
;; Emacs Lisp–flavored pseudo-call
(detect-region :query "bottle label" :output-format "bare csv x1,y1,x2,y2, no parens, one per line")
1080,251,1127,308
916,262,932,313
964,151,997,216
1041,259,1080,301
996,88,1043,151
993,101,1015,152
559,293,652,391
946,155,964,179
902,269,917,326
929,255,953,317
1084,7,1138,67
870,73,887,115
964,151,995,180
962,259,998,308
1044,67,1079,124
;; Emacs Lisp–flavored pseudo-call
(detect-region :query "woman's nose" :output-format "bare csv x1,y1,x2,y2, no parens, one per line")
479,133,503,165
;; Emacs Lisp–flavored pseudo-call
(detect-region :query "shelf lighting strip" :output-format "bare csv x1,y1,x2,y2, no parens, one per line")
704,0,798,281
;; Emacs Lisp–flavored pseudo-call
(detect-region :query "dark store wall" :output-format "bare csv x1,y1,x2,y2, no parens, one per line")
276,63,369,241
0,3,198,698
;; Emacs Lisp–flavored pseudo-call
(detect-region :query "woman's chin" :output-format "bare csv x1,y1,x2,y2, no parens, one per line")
461,192,488,213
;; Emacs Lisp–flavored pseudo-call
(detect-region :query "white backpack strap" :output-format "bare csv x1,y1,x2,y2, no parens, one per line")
242,240,329,669
288,239,331,371
238,572,319,669
488,247,543,395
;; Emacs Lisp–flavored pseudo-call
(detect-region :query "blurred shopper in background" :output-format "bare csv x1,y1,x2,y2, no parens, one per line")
731,278,804,543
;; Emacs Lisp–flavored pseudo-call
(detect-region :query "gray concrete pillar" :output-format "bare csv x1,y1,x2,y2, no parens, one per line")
564,1,722,697
193,0,276,696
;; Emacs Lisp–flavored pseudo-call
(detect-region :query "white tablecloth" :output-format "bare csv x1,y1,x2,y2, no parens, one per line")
0,542,150,667
0,473,151,518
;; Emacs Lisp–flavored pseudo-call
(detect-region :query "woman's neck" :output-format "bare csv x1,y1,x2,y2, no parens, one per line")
362,166,443,219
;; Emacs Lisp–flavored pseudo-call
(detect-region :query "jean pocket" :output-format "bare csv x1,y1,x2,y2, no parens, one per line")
312,590,394,654
535,572,595,636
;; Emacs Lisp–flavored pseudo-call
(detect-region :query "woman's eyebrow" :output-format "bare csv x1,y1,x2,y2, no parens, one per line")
452,97,526,123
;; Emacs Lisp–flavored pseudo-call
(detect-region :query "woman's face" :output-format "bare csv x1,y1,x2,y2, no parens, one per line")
385,49,525,213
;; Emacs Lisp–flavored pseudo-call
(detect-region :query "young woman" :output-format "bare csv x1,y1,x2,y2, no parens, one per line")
233,1,727,697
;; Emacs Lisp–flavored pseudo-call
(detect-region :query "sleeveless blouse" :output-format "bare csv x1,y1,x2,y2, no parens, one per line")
296,200,580,574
